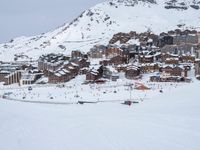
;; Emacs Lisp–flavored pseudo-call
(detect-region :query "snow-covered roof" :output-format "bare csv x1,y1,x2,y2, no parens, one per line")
154,52,161,57
58,70,66,75
62,69,70,73
162,64,184,70
71,62,79,67
67,66,74,70
140,63,161,67
0,70,11,74
91,71,98,76
126,65,140,71
55,73,61,77
166,58,179,61
144,55,153,58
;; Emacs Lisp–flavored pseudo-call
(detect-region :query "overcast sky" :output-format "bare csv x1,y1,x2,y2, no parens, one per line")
0,0,104,43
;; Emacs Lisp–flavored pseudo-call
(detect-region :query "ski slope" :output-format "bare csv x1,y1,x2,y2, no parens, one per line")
0,80,200,150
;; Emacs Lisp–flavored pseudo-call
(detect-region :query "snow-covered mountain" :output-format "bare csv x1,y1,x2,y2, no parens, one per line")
0,0,200,61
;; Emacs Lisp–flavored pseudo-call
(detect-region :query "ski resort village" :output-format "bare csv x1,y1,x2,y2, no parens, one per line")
0,29,200,104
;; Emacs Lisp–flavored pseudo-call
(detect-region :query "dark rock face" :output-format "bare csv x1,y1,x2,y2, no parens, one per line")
165,5,188,10
190,4,200,9
164,0,200,10
109,0,156,7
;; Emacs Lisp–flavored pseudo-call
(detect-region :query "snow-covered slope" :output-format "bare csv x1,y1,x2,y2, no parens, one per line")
1,0,200,61
0,81,200,150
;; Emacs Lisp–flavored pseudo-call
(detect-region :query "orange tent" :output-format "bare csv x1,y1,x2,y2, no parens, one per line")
135,84,150,90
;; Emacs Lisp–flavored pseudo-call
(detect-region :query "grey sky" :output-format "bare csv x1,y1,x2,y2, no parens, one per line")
0,0,104,43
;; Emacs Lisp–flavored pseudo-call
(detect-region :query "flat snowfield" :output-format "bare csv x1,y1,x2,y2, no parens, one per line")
0,81,200,150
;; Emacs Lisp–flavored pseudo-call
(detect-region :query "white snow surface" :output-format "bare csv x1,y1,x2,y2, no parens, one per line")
0,76,200,150
0,0,200,61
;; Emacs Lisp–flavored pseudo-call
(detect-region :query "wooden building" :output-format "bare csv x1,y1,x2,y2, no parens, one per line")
48,69,72,84
157,35,174,47
140,63,161,73
105,47,123,59
102,66,119,81
125,66,141,79
71,50,84,59
180,55,195,63
100,56,127,66
88,45,107,58
165,58,179,64
79,67,89,75
20,71,43,85
0,63,23,85
38,53,67,72
161,53,179,62
0,70,22,85
139,55,154,63
161,65,187,77
86,70,100,81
